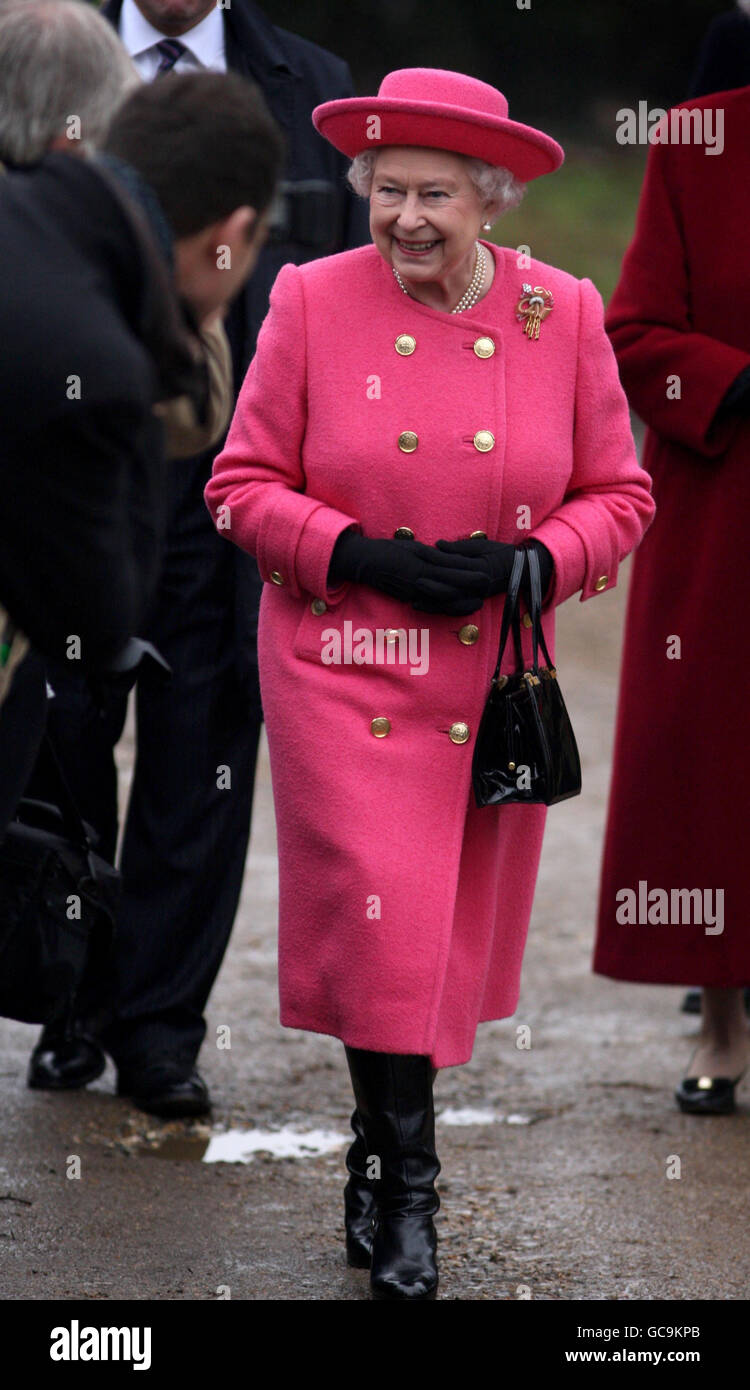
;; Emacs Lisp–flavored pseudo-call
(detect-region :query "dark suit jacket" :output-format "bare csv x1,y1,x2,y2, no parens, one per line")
0,156,194,666
689,10,750,98
103,0,369,378
102,1,369,706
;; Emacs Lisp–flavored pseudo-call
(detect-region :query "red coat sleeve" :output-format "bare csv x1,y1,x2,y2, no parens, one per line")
605,137,750,458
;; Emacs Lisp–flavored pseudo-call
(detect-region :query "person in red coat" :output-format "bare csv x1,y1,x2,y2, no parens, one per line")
593,87,750,1115
207,68,654,1299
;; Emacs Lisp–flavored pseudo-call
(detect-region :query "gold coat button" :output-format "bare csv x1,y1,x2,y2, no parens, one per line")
371,717,391,737
270,571,284,585
398,431,418,453
449,721,470,744
473,430,495,452
594,575,609,592
473,336,495,358
311,598,327,615
470,530,487,539
394,526,414,539
395,334,416,355
458,624,479,645
522,612,532,628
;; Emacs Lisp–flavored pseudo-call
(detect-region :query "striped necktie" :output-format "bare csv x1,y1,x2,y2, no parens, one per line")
155,38,187,76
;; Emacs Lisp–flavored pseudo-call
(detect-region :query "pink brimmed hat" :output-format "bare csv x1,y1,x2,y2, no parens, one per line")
313,68,564,181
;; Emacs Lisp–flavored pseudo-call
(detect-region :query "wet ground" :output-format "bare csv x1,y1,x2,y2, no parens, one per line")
2,553,748,1302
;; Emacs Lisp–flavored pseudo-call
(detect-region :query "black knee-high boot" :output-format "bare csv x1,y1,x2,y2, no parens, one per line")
344,1108,376,1267
344,1047,440,1300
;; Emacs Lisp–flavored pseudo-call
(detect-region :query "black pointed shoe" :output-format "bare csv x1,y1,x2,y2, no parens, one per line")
675,1074,743,1115
28,1022,106,1091
344,1108,376,1268
117,1061,211,1118
345,1048,440,1300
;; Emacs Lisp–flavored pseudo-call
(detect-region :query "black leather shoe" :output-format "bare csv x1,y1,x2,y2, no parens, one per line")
344,1108,376,1268
28,1023,106,1091
345,1048,439,1301
116,1062,211,1118
675,1075,742,1115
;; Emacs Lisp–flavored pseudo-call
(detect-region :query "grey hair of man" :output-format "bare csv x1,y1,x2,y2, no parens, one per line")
0,0,140,166
347,149,526,221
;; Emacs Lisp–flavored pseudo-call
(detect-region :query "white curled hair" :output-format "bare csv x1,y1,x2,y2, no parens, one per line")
347,149,526,220
0,0,139,165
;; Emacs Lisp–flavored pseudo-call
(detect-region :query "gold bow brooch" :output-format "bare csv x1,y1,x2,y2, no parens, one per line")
516,284,554,340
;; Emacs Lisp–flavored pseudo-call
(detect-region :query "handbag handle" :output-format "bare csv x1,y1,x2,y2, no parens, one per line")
491,548,526,681
524,546,555,672
35,730,97,855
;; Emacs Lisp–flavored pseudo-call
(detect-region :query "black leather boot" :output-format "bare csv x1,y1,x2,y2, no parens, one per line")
344,1108,376,1268
345,1047,440,1300
28,1019,106,1090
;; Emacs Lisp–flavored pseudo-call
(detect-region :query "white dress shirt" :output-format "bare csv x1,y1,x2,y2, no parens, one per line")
119,0,227,80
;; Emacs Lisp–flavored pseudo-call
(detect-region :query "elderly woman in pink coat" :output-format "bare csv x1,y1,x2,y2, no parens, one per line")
206,68,654,1300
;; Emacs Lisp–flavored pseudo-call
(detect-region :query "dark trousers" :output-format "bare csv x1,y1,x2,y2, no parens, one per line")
26,452,264,1067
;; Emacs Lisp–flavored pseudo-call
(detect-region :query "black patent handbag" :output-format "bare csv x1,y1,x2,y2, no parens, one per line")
471,547,582,808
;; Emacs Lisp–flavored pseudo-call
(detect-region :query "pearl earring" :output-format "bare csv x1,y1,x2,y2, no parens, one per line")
482,222,492,231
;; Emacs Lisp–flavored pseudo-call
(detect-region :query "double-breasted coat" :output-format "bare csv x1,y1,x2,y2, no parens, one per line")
594,88,750,986
206,240,654,1066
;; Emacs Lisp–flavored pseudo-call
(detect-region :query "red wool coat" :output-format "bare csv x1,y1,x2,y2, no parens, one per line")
594,88,750,986
206,240,654,1066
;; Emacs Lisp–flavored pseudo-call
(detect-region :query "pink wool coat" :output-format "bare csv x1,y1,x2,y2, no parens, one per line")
206,240,654,1067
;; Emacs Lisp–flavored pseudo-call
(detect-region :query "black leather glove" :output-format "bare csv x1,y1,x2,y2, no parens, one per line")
715,365,750,420
434,537,554,601
433,537,519,595
328,531,491,616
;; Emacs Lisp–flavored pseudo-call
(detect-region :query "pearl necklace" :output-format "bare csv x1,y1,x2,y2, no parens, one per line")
392,240,487,314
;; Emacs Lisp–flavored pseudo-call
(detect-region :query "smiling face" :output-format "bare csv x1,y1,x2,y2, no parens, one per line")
369,147,487,289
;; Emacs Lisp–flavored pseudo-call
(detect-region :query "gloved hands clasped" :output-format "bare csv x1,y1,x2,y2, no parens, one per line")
327,531,554,616
328,532,490,616
434,536,555,602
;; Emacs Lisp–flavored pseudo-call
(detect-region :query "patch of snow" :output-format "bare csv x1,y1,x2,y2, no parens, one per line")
202,1126,347,1163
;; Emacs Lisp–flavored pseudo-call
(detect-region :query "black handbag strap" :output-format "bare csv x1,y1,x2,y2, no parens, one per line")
491,547,555,684
525,547,555,671
37,730,96,854
492,548,526,681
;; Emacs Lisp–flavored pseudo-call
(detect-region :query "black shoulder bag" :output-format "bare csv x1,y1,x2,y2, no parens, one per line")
0,732,120,1025
471,547,582,808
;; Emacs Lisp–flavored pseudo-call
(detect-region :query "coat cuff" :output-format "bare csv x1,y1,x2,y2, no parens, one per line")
255,493,361,602
526,514,618,608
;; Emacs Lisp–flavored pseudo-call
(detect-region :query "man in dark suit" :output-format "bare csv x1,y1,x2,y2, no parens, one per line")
28,0,368,1115
0,61,283,828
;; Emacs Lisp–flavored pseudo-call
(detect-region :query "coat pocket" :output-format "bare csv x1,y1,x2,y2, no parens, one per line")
292,589,430,678
292,598,334,665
